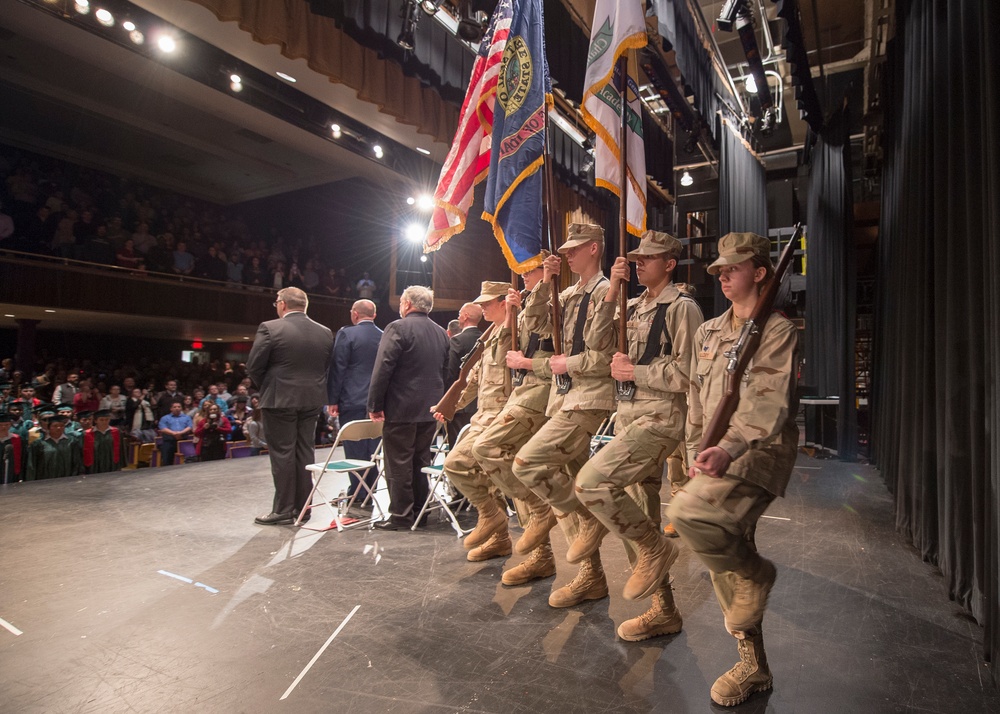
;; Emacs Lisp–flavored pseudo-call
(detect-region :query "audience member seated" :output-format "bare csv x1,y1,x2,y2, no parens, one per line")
158,401,193,466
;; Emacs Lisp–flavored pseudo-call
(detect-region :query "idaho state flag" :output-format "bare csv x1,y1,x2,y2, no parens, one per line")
480,0,548,273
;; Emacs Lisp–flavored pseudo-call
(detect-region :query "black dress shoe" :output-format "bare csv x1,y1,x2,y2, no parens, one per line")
255,512,295,526
372,519,405,531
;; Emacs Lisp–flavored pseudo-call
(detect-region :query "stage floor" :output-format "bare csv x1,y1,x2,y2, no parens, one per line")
1,451,996,713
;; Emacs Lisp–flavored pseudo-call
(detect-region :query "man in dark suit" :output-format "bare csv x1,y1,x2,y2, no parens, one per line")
444,302,483,447
247,287,334,525
368,285,449,530
327,299,383,496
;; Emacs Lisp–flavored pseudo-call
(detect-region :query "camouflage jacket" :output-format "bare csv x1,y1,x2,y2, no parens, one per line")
457,323,512,416
587,283,704,434
522,272,614,416
686,307,800,497
506,306,554,413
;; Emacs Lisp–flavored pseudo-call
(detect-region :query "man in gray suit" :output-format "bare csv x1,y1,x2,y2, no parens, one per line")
247,287,334,525
367,285,450,530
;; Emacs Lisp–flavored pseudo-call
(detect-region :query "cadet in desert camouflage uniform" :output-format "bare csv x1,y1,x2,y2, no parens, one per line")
472,262,558,587
570,230,704,641
435,281,514,562
512,223,615,608
668,232,799,707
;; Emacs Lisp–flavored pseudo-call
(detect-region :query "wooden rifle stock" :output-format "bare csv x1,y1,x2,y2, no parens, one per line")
434,323,497,421
696,224,802,454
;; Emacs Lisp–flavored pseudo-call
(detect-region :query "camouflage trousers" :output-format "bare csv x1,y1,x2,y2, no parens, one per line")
444,411,503,506
667,473,775,617
666,443,689,496
512,408,608,517
472,403,547,502
575,414,682,564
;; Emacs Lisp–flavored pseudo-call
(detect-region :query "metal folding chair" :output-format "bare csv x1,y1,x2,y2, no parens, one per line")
298,419,383,532
589,411,617,457
416,423,473,538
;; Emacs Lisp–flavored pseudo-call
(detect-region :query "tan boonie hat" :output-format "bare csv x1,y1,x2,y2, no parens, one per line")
557,223,604,254
472,280,512,304
627,229,682,261
707,232,771,274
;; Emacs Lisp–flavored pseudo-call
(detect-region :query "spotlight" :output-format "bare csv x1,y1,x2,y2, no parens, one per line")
419,1,439,15
74,0,90,15
744,74,758,94
397,1,419,52
373,144,384,159
404,222,424,244
230,73,242,85
157,35,177,53
122,20,135,31
458,7,487,43
415,147,431,155
680,171,694,187
716,0,748,33
406,196,416,205
95,8,114,26
331,123,342,139
416,194,434,211
129,29,144,45
230,81,243,93
276,71,296,82
420,255,428,263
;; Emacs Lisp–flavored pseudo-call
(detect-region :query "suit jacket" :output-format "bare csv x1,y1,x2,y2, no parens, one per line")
327,320,383,410
367,311,449,422
447,326,482,415
246,311,334,409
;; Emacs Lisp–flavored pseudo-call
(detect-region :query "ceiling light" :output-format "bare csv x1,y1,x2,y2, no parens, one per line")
95,8,114,26
129,30,144,45
373,144,384,159
745,74,758,94
243,337,250,340
276,71,296,82
45,309,57,313
406,196,415,205
4,314,14,318
230,73,242,84
74,0,90,15
157,35,177,53
230,81,243,93
404,222,424,244
415,147,431,155
420,255,428,263
680,171,694,187
416,194,434,211
331,123,342,139
122,20,135,31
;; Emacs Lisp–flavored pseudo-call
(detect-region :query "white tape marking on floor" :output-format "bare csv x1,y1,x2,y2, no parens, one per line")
0,617,23,636
280,604,360,700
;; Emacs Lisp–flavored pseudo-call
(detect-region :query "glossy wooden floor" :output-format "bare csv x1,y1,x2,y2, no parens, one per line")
1,450,996,713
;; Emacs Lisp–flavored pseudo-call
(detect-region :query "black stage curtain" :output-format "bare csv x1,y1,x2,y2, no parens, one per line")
804,107,856,460
717,116,768,316
874,0,1000,677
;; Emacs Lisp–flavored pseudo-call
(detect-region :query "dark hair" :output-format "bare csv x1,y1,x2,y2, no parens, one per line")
750,254,775,290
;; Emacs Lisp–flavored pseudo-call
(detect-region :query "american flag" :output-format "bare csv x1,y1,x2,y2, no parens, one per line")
423,0,513,253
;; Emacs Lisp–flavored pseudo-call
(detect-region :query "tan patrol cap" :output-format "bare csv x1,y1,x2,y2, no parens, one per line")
472,280,512,304
557,223,604,254
627,229,682,261
707,232,771,274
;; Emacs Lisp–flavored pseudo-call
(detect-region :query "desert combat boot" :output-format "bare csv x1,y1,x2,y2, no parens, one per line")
463,495,509,551
622,524,680,600
710,628,773,706
502,541,557,585
725,556,777,631
467,529,513,562
514,493,558,555
548,553,609,608
616,582,683,641
565,507,609,564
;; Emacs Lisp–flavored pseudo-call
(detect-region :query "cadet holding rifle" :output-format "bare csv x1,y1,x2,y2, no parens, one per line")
668,231,800,707
432,281,514,561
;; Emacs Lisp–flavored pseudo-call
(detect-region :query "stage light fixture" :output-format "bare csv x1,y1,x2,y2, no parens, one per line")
373,144,384,159
122,20,135,31
331,123,342,139
406,196,416,205
415,147,431,155
680,171,694,187
157,35,177,53
230,73,242,85
95,8,114,26
397,1,419,51
230,81,243,93
276,71,296,83
420,255,428,263
458,7,487,43
129,29,144,45
416,194,434,211
419,1,439,15
404,222,424,244
745,74,758,94
74,0,90,15
716,0,748,33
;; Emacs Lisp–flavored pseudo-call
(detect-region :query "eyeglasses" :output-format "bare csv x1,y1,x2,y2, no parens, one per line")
273,299,284,307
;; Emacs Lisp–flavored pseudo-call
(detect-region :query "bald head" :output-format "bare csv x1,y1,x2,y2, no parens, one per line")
351,299,376,324
458,303,483,329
